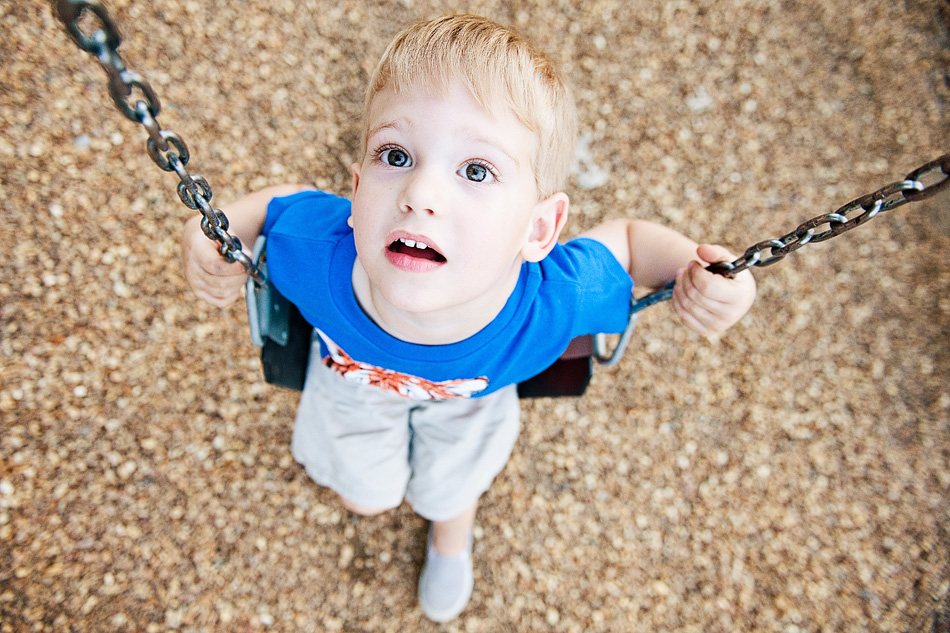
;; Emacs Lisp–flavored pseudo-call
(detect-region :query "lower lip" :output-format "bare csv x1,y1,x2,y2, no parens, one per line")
385,249,446,273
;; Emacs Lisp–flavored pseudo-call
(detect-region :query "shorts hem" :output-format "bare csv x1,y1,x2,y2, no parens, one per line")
298,461,405,512
406,473,504,522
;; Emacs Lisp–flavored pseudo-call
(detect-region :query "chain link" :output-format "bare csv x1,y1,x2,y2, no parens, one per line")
705,155,949,277
52,0,265,284
630,153,949,314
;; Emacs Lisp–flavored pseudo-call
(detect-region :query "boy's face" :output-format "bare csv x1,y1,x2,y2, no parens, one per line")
349,80,559,325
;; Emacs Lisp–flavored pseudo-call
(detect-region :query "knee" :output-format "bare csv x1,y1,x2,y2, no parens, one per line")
340,496,395,517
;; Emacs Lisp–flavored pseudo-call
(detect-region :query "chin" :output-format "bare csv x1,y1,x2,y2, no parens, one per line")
382,289,453,315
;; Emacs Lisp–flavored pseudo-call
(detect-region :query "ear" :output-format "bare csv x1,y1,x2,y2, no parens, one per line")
348,162,361,228
350,162,362,197
521,192,570,262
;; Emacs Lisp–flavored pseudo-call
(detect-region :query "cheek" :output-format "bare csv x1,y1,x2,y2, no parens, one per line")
350,209,394,255
348,211,373,247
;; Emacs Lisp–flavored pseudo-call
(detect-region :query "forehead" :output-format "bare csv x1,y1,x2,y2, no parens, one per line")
365,79,539,158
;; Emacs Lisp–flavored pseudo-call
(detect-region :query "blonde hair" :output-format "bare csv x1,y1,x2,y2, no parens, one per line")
361,15,577,198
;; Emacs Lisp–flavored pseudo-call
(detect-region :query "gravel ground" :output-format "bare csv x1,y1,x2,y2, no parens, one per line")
2,1,949,631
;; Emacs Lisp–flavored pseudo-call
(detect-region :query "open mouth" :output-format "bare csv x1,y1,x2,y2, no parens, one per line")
387,237,447,263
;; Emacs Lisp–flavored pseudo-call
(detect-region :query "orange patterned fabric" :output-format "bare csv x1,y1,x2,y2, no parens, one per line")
318,329,489,400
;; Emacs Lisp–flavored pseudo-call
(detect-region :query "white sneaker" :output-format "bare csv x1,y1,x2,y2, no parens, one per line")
418,528,474,622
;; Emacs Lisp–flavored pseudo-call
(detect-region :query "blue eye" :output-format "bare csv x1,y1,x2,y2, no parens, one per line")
465,163,488,182
381,148,411,167
461,161,496,182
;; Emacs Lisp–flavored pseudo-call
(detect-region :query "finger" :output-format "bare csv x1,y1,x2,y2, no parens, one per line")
672,270,727,331
678,260,734,307
185,266,246,304
672,293,719,336
192,281,242,307
198,257,249,279
190,240,248,275
680,271,754,333
696,243,736,265
184,223,249,277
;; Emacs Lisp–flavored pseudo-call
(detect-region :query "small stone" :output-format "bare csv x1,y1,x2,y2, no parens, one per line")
117,461,137,479
216,602,235,624
165,608,185,628
339,544,354,568
686,86,714,111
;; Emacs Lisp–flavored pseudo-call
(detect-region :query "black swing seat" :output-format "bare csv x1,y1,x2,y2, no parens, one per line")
246,236,636,398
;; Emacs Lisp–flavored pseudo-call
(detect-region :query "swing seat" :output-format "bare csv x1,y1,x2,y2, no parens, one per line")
515,335,594,397
246,236,635,397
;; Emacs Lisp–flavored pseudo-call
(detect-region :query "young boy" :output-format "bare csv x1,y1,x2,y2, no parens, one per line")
181,15,756,622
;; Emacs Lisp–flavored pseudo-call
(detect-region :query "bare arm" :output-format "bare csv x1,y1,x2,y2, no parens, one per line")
578,219,756,335
578,219,700,289
181,184,313,306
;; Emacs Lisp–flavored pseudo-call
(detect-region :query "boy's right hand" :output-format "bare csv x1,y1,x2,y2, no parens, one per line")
181,215,249,307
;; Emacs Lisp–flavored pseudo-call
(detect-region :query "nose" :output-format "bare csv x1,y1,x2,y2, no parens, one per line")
398,165,443,217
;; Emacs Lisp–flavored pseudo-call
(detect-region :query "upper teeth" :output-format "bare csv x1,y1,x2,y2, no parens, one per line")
398,238,428,250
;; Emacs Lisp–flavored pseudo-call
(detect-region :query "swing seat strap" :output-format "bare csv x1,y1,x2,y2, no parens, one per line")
247,236,313,390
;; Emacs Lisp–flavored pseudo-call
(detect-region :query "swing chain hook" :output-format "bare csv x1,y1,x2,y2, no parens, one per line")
51,0,265,285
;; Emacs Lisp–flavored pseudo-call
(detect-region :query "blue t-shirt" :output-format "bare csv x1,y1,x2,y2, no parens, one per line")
263,191,633,400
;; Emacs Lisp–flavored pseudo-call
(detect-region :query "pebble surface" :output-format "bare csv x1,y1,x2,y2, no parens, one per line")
2,1,949,631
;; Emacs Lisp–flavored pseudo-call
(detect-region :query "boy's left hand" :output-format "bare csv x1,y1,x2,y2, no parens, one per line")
671,244,756,336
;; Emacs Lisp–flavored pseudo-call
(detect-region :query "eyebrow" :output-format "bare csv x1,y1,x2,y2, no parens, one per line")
464,131,522,169
366,120,524,169
365,120,404,142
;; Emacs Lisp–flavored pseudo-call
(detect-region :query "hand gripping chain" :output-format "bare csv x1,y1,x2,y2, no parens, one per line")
52,0,265,284
589,154,949,365
626,155,950,315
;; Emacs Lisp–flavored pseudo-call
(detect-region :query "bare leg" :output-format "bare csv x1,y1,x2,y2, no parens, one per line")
431,500,478,556
419,499,478,621
340,496,391,517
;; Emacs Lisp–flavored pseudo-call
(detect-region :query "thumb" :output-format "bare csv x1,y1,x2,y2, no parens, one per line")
695,243,736,266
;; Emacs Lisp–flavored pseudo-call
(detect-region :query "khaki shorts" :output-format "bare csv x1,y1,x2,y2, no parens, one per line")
291,346,521,522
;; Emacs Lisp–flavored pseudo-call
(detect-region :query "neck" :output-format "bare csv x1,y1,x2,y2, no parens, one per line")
351,261,522,345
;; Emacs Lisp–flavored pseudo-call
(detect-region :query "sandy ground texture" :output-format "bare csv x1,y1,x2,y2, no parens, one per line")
2,0,950,631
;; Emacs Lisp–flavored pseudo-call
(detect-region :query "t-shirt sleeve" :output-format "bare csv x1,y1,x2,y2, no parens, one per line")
546,237,634,336
263,190,351,239
262,193,295,236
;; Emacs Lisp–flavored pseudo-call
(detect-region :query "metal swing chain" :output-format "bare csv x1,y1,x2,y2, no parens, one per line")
628,153,950,315
52,0,265,285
